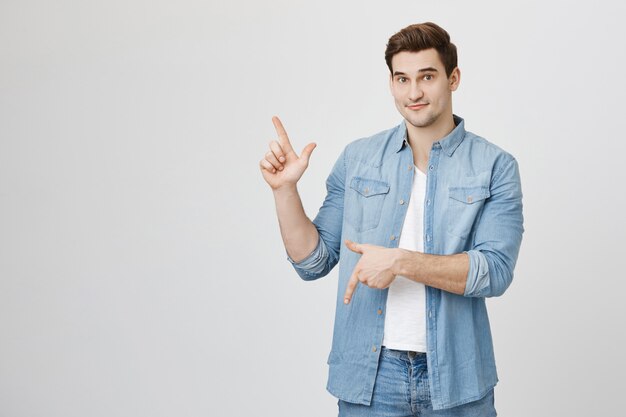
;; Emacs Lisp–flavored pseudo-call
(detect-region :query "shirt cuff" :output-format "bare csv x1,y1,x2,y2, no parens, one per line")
463,249,490,297
286,236,329,278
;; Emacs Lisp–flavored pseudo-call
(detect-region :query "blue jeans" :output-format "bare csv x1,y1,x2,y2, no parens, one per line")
337,347,497,417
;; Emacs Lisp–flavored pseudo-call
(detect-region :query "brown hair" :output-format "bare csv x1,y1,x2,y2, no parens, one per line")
385,22,458,78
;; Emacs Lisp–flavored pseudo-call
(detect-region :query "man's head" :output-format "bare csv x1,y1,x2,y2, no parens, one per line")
385,22,460,129
385,22,457,77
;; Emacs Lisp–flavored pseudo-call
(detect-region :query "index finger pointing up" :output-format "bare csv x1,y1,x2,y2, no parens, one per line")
272,116,294,154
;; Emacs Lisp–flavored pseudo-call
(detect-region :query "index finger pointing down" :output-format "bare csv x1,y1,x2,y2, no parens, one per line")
344,270,359,304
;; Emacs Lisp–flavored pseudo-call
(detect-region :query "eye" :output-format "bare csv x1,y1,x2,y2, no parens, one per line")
397,76,407,83
423,74,433,81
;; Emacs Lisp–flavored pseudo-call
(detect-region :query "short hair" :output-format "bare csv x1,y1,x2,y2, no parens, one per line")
385,22,458,78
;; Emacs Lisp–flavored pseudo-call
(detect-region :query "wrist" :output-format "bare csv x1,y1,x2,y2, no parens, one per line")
391,248,413,276
272,183,298,196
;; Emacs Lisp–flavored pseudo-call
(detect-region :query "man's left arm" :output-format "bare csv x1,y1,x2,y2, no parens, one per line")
343,157,524,302
393,251,470,295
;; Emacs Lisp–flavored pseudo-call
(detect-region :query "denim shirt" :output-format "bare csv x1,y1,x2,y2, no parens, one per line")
287,114,524,410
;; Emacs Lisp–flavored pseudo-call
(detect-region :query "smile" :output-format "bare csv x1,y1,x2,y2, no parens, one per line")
407,103,427,110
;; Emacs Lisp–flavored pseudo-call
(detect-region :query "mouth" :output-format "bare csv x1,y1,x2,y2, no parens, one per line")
407,103,428,110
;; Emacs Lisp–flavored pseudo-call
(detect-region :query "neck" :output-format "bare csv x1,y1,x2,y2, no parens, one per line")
405,113,456,171
406,113,456,147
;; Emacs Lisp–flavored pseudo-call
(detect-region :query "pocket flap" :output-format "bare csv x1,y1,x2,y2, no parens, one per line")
350,177,390,197
448,186,490,204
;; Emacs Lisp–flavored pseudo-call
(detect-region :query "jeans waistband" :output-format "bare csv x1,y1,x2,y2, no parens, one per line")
381,346,427,360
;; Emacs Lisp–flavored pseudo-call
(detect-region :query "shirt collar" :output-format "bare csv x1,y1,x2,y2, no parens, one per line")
394,114,466,156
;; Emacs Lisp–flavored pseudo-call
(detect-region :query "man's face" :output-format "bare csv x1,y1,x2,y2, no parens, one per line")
389,49,460,129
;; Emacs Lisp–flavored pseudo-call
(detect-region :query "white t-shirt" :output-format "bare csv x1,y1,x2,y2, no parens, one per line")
382,166,427,352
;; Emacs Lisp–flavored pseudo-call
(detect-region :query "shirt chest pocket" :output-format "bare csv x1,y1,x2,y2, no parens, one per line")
446,183,490,239
346,177,390,232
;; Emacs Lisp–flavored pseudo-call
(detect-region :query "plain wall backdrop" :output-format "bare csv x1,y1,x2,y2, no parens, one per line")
1,0,625,416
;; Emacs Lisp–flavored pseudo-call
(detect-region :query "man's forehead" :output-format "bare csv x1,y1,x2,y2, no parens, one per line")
391,49,444,72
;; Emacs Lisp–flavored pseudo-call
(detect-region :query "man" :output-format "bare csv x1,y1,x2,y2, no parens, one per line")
259,22,523,416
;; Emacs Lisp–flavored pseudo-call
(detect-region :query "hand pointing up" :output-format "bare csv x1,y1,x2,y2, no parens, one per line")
259,116,317,191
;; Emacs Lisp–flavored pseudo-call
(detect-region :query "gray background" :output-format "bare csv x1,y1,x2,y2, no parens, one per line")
1,0,624,416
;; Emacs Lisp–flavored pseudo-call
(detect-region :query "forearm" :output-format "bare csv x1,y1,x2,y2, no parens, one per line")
273,185,320,263
392,250,469,295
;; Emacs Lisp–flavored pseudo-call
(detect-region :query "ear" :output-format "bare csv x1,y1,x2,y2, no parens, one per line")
449,67,461,91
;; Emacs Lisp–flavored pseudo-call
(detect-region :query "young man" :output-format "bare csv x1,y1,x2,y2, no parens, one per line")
259,22,523,416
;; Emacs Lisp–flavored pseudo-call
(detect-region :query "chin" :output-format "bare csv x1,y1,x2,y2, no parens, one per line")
406,113,438,128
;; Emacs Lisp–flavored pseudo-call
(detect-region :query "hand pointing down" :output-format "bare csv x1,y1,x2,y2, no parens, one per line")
343,240,405,304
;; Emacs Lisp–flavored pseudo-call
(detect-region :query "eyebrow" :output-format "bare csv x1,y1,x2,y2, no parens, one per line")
393,67,439,76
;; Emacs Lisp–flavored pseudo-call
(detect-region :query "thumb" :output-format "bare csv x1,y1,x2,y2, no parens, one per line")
345,239,364,254
299,142,317,164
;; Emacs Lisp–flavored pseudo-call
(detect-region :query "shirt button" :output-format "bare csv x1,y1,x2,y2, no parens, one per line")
390,235,396,241
377,309,383,315
407,165,413,171
426,234,431,242
399,199,405,205
467,196,473,203
429,165,434,170
372,346,377,352
429,311,433,318
364,187,369,194
427,199,431,205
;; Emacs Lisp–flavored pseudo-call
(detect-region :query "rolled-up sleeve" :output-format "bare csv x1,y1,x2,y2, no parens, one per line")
464,157,524,297
286,235,330,280
286,148,346,281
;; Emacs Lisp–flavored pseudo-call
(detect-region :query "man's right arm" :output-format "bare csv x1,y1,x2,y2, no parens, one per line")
260,116,345,280
272,185,319,263
259,116,320,265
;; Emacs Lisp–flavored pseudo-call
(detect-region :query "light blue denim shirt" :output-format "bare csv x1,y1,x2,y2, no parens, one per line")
287,114,524,410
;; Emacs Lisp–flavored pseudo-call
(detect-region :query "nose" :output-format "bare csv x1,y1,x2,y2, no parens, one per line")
408,81,423,102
